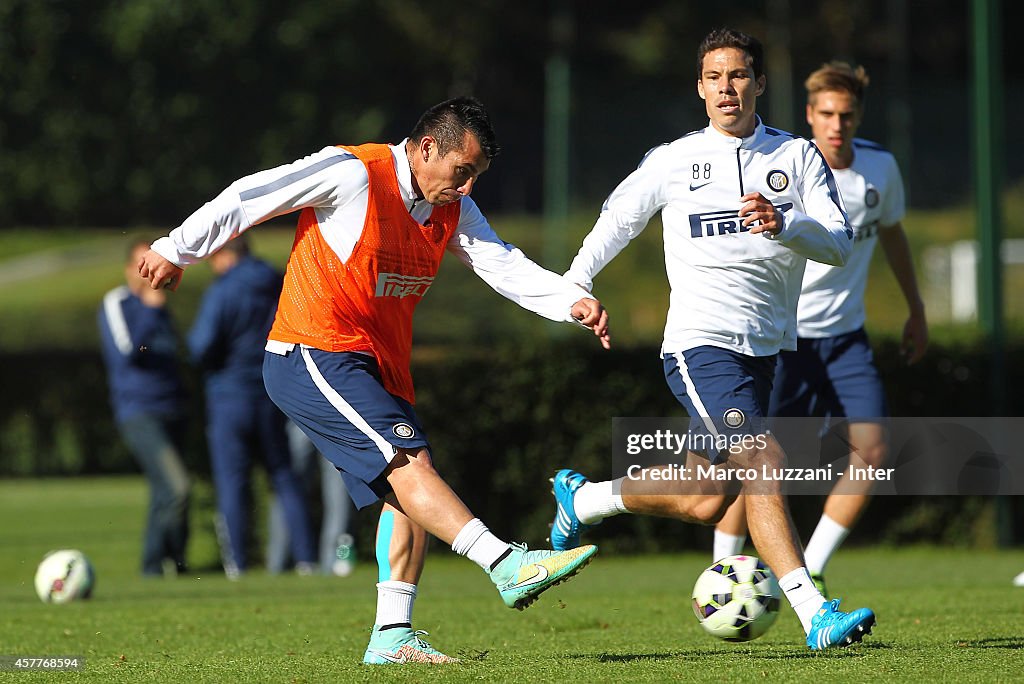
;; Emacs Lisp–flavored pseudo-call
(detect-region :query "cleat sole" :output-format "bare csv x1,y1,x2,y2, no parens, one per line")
511,553,595,611
842,614,876,647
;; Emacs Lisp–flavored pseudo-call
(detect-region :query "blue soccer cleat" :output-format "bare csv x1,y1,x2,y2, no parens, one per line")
362,626,459,665
806,599,876,650
491,542,597,610
549,469,598,551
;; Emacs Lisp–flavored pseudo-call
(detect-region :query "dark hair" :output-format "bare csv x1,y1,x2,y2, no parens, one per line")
216,233,250,257
409,96,501,160
697,28,765,79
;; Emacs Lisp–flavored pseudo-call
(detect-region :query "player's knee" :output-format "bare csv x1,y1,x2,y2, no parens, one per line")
857,442,888,469
687,495,733,525
385,448,440,488
167,477,191,509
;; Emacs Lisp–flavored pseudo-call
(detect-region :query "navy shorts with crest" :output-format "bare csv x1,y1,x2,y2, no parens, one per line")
263,347,428,509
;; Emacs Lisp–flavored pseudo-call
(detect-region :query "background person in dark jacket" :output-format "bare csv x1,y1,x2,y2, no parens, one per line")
266,421,358,577
188,236,316,577
98,238,190,577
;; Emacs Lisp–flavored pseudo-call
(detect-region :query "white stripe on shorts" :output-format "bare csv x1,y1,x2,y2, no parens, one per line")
300,347,395,463
673,351,722,441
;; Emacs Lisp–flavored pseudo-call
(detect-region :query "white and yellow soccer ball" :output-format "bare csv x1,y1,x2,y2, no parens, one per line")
692,554,780,641
34,549,95,604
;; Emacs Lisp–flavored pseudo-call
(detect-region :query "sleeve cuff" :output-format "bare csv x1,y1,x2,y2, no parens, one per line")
150,237,188,267
761,213,787,241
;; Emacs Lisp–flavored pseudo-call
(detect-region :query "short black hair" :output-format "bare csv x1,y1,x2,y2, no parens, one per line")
409,97,501,160
697,28,765,79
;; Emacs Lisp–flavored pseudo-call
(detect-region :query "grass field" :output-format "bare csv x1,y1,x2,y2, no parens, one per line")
2,478,1023,682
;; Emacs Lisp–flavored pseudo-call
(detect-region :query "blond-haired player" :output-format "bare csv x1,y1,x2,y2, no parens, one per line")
713,62,927,595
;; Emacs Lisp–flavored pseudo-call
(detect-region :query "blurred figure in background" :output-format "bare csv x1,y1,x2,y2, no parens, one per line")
187,236,317,578
98,237,190,577
712,61,927,595
266,421,358,577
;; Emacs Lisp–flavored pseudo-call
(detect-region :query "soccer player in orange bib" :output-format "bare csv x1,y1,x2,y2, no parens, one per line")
139,97,609,665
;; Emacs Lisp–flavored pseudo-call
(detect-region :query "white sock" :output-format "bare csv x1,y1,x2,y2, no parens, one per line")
375,580,416,628
803,514,850,575
573,478,628,524
713,530,746,562
779,567,826,634
450,518,509,571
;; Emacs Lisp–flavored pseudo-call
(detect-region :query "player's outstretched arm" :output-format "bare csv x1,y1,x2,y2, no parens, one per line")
571,298,611,350
137,249,185,291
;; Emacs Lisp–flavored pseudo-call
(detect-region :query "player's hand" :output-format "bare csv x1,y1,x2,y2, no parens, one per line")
902,308,928,364
137,249,184,291
571,298,611,350
739,192,782,236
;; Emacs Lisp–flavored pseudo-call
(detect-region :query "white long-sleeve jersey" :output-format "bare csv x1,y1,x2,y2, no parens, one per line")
565,118,852,357
151,139,589,324
797,139,905,338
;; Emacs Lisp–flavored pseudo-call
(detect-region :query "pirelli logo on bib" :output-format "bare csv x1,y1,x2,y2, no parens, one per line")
375,273,435,298
689,203,793,238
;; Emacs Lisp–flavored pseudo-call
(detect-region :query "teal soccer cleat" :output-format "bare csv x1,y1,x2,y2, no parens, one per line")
549,469,597,551
362,626,458,665
806,599,876,650
491,542,597,610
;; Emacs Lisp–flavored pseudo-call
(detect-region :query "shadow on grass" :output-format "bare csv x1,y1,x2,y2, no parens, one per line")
570,643,890,663
955,637,1024,650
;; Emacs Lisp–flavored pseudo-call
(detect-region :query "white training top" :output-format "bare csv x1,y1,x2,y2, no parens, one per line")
565,118,852,357
151,139,589,324
796,139,906,338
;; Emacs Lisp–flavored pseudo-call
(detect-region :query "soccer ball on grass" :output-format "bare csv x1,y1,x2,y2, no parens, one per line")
34,549,95,604
692,554,780,641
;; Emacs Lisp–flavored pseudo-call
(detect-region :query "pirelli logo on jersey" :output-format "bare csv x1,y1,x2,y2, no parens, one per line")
375,272,435,298
854,221,880,242
688,203,793,238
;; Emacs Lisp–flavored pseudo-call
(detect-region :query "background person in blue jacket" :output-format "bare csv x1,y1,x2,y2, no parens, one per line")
266,421,358,577
188,236,316,577
98,238,191,577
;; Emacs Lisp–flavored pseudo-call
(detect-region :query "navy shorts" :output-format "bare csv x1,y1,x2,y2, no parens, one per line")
769,328,888,422
263,348,429,509
663,346,776,463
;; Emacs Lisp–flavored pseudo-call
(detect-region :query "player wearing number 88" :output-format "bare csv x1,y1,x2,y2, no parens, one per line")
550,27,876,650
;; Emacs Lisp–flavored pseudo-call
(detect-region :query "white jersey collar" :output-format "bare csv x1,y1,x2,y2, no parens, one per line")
390,138,420,208
704,115,766,149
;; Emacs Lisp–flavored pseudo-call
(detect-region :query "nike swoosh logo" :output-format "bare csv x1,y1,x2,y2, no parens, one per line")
689,181,712,191
509,563,550,590
368,649,407,664
790,583,803,590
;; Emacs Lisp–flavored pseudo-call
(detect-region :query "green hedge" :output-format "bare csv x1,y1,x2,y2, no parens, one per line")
2,339,1021,549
